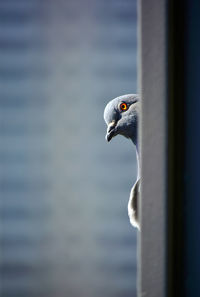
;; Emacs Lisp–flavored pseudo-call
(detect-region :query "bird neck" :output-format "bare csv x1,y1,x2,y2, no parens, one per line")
131,138,140,180
129,127,137,148
136,147,140,180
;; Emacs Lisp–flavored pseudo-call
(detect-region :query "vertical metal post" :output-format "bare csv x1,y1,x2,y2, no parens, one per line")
138,1,168,296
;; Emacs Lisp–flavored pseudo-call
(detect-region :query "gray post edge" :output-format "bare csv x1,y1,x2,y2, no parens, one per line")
138,1,168,297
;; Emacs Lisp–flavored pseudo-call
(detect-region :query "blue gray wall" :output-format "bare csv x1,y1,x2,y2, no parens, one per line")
0,1,138,296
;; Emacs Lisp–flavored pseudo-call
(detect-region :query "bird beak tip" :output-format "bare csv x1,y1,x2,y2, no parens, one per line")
105,121,116,142
105,134,111,142
105,129,115,142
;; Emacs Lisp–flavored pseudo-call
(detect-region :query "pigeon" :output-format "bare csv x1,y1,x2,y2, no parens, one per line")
104,94,140,229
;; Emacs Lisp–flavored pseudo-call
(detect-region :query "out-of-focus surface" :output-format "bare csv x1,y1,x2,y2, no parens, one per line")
0,0,137,296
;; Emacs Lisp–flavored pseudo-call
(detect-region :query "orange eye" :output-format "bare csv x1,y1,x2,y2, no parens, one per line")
120,102,128,111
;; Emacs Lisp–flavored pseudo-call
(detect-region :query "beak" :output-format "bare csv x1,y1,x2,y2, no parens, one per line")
106,121,116,142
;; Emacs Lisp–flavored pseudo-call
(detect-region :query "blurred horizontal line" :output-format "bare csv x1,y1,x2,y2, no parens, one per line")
94,67,136,78
0,68,51,80
0,96,49,108
0,0,40,11
1,235,47,248
0,40,47,51
97,233,134,247
96,261,136,276
0,152,50,164
0,262,47,277
0,11,45,25
0,179,51,192
0,207,50,220
0,124,49,136
92,39,136,51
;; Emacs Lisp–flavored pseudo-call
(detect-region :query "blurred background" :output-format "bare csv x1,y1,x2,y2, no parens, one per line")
0,0,138,296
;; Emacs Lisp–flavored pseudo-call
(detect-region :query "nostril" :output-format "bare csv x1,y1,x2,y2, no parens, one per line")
107,121,116,133
107,125,114,133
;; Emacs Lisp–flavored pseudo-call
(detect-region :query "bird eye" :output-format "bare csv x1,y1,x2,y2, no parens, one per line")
120,102,128,111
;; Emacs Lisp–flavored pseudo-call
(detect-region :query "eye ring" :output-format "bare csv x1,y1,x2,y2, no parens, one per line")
119,102,128,111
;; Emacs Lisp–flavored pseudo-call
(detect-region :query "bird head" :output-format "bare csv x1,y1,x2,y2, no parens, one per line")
104,94,139,145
